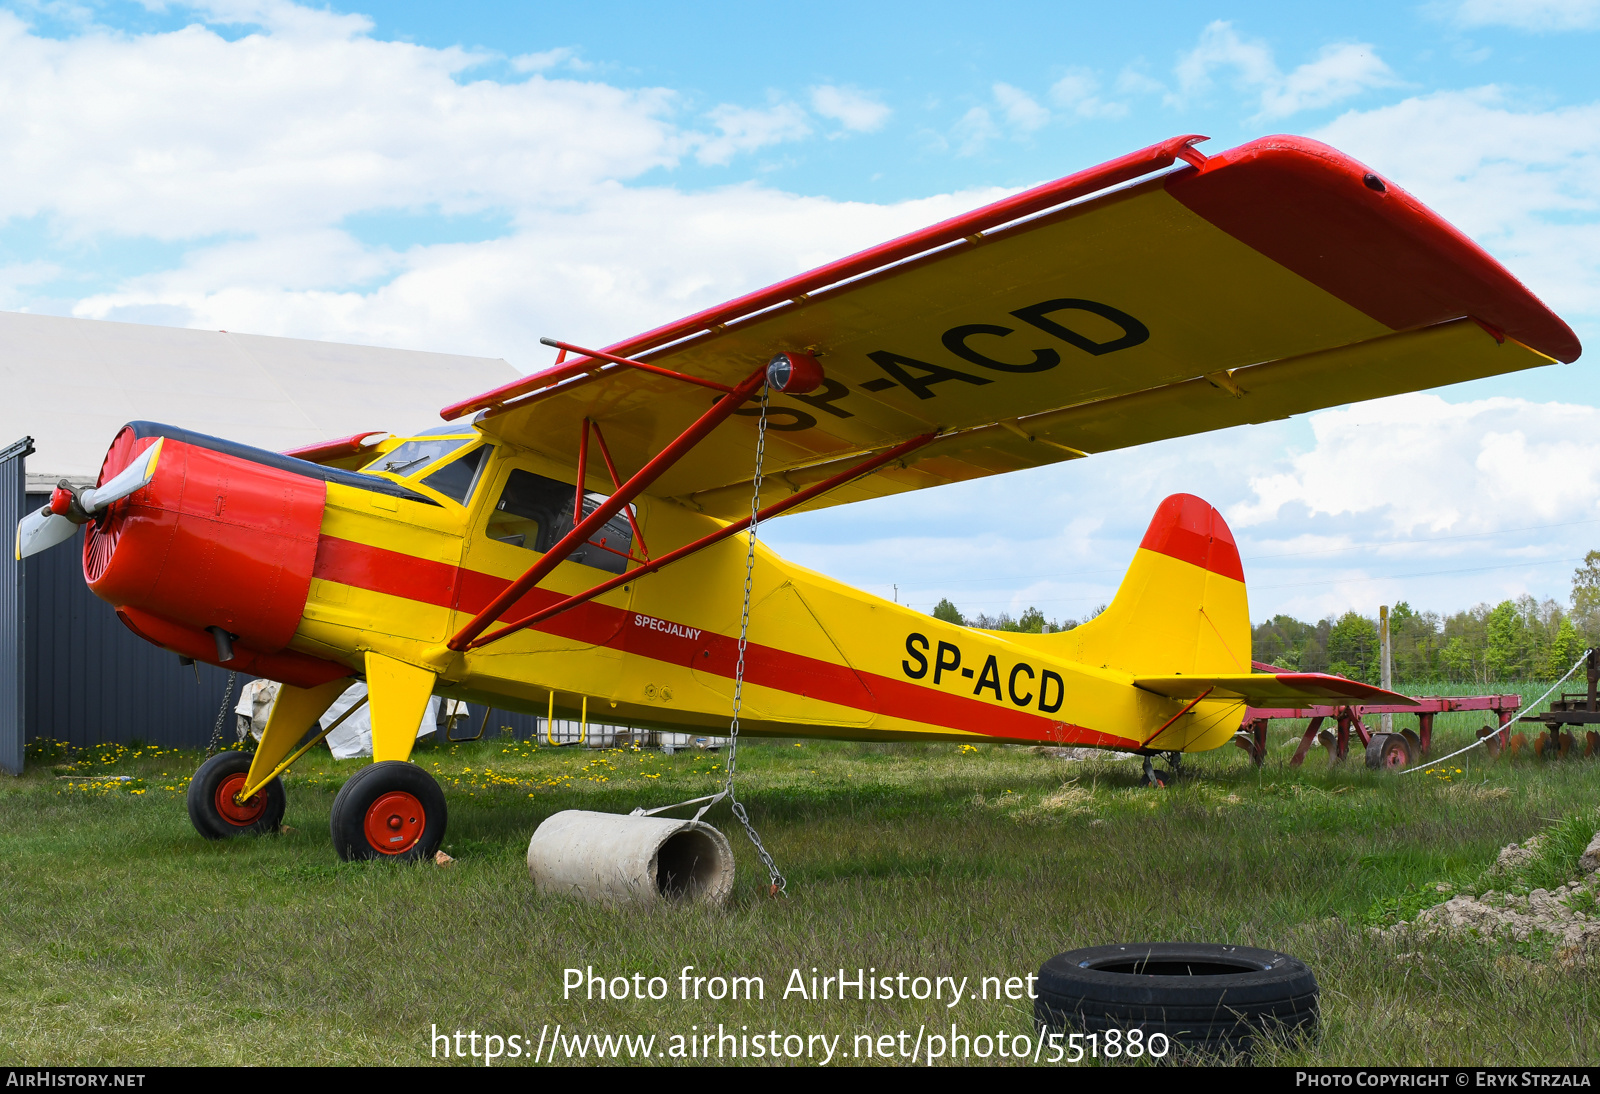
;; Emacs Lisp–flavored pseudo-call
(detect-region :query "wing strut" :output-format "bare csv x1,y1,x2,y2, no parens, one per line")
447,363,771,651
588,419,650,562
459,431,938,651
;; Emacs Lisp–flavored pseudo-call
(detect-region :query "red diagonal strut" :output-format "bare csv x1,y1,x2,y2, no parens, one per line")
588,419,649,562
542,338,735,393
574,418,590,526
447,364,769,651
462,431,939,651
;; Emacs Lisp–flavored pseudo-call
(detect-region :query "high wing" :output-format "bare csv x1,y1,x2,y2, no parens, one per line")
444,134,1578,521
1134,673,1421,707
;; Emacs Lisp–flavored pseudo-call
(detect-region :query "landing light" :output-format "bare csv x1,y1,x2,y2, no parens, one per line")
766,351,824,394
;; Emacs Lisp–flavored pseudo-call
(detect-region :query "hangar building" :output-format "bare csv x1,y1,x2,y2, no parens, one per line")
0,310,531,774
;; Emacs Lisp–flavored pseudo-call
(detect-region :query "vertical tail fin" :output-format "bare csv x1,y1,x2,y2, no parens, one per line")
1056,494,1250,676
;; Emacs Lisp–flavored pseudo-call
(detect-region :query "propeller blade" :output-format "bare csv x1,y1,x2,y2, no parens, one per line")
79,438,164,514
15,506,79,559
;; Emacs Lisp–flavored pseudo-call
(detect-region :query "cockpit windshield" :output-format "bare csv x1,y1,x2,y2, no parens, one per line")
361,437,472,478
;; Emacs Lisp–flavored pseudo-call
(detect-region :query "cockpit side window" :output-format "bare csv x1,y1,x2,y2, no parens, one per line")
486,468,634,575
420,444,490,505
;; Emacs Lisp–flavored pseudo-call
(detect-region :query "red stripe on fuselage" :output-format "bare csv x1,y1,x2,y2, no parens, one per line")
311,536,1137,747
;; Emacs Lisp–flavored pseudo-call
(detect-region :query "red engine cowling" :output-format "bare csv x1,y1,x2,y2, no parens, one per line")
85,424,351,689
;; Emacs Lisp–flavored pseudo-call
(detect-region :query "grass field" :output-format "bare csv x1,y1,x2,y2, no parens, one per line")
1,708,1597,1067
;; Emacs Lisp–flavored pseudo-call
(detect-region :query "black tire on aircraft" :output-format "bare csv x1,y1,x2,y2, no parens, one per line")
330,760,447,863
1035,942,1319,1060
187,750,286,839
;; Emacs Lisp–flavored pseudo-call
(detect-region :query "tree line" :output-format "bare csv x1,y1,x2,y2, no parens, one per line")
929,550,1600,684
1254,551,1600,684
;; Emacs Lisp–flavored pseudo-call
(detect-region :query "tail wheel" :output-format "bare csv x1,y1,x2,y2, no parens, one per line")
1586,731,1599,758
330,761,447,863
187,751,285,839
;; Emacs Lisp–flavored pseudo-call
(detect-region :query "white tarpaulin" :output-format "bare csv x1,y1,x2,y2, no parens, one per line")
235,679,439,759
321,682,438,760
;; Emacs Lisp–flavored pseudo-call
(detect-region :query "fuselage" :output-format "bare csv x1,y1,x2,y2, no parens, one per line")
85,421,1245,753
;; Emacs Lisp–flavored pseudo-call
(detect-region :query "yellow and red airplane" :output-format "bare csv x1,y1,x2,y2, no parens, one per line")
15,134,1580,861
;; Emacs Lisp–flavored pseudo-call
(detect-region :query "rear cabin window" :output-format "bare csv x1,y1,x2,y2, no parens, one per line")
487,468,635,575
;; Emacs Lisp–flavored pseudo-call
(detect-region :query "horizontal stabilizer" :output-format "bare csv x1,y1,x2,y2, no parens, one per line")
1133,673,1419,707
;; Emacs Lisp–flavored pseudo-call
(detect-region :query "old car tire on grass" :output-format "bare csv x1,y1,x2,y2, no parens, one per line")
330,761,447,863
1035,943,1318,1058
187,750,285,839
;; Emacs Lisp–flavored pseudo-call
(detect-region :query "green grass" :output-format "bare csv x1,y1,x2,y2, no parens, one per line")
1,719,1597,1067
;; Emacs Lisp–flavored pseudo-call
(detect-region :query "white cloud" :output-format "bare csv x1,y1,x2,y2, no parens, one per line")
1173,21,1399,118
992,82,1050,132
950,106,999,156
0,10,690,238
1449,0,1600,30
809,85,890,133
185,0,374,38
1113,67,1165,97
1048,69,1127,120
1231,393,1600,534
1259,43,1399,117
511,47,585,73
74,183,1009,364
696,101,811,165
1313,89,1600,320
0,2,1002,362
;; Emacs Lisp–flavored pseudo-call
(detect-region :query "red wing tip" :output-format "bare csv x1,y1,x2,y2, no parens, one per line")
1138,493,1244,582
1171,134,1581,364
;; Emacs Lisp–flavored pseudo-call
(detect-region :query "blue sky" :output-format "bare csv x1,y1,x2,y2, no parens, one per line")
3,0,1600,623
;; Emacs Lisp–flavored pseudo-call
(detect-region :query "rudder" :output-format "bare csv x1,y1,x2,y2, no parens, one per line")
1055,494,1250,676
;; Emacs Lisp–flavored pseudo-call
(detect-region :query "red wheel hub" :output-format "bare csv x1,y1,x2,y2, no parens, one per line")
215,773,268,826
364,791,425,855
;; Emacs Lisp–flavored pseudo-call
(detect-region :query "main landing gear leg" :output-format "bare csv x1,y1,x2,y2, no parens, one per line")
187,676,350,841
1141,756,1165,789
328,651,448,862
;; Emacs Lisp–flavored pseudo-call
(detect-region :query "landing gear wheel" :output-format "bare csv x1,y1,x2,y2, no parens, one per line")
330,761,447,862
1365,732,1413,770
187,751,285,839
1140,756,1175,788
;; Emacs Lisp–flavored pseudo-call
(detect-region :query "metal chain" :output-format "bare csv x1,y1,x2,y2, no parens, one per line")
722,384,787,896
206,670,239,757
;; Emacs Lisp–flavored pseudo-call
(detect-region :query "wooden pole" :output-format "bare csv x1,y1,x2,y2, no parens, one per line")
1379,605,1393,734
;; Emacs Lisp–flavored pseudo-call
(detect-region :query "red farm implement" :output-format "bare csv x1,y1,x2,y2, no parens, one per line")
1232,687,1522,771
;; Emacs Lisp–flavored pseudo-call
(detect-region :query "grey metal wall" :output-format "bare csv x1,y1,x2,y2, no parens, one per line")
21,492,242,750
2,438,33,774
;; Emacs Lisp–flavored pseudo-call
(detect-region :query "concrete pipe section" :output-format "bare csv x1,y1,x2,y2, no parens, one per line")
526,809,735,906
